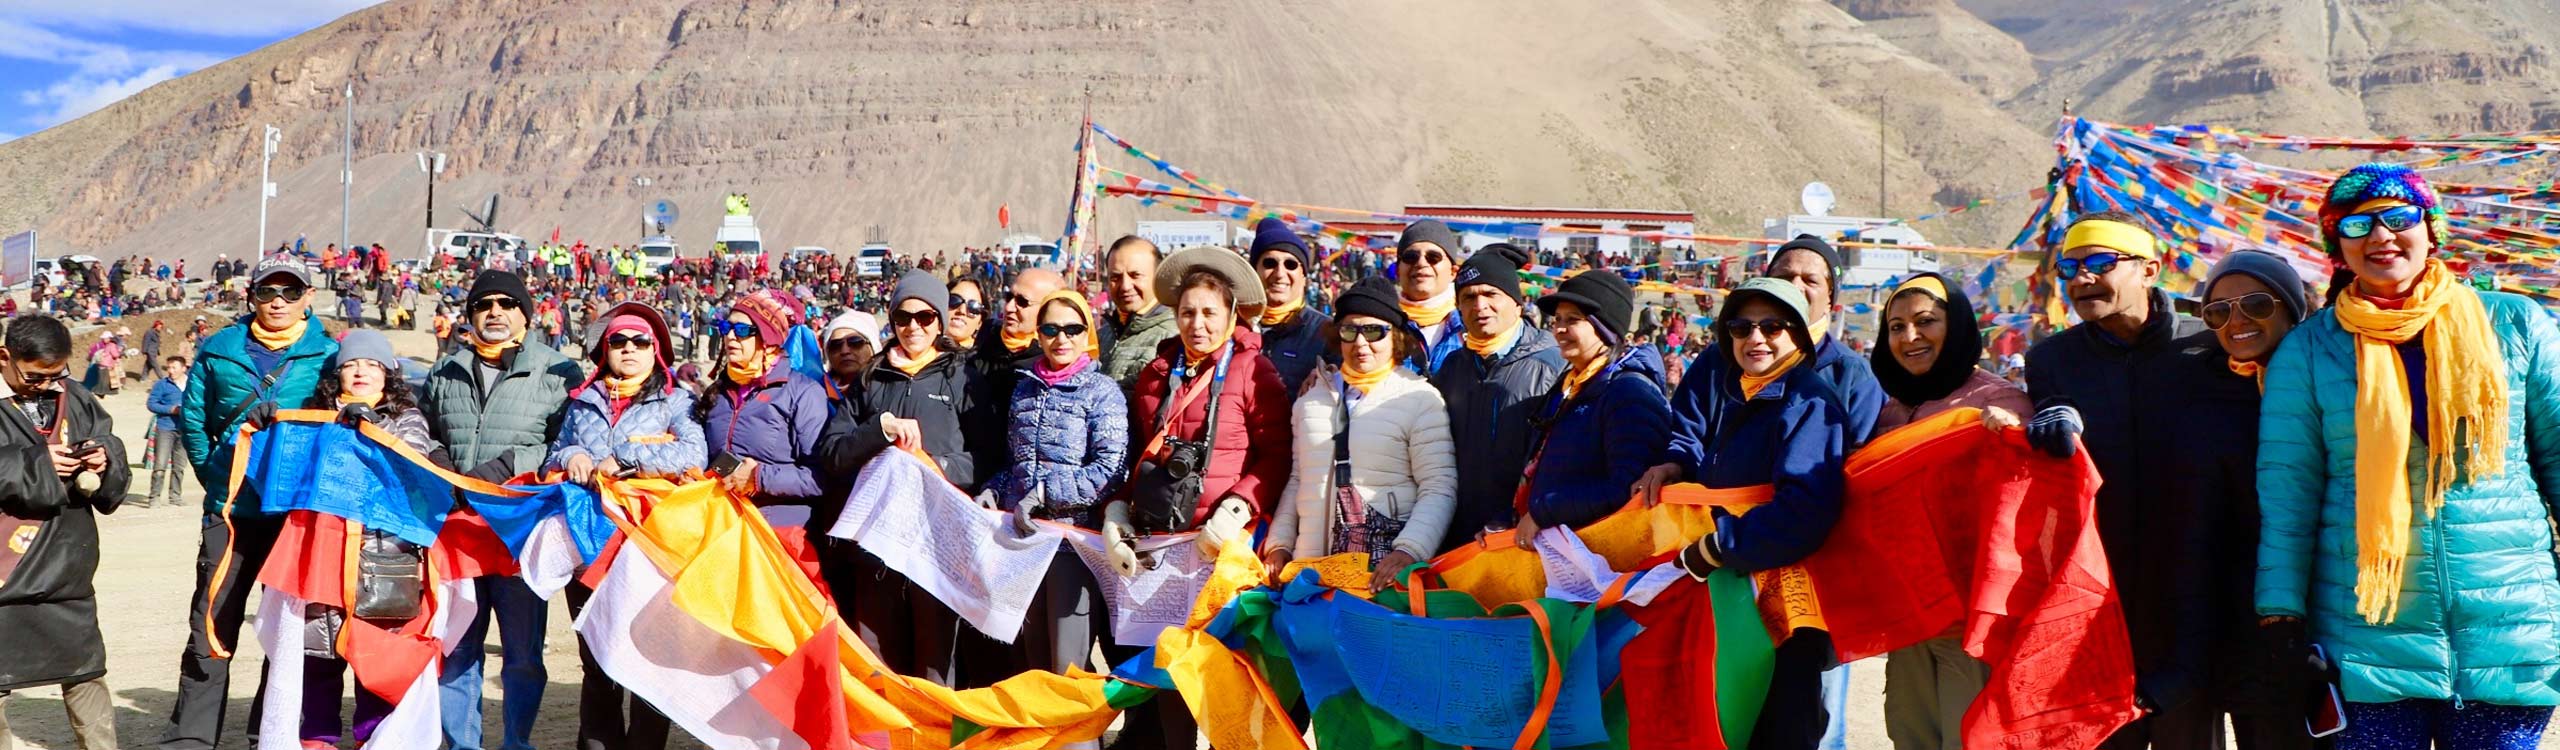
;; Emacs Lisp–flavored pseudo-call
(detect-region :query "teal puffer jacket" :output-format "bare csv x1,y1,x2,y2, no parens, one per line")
178,313,338,517
419,342,584,478
2256,290,2560,706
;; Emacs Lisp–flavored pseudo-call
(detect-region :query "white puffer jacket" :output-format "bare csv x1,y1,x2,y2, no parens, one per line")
1266,368,1459,561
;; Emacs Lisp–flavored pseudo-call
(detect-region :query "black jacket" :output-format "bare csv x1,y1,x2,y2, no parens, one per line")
1257,308,1336,400
821,349,982,494
2023,287,2228,713
0,382,129,691
966,333,1037,489
1426,324,1567,553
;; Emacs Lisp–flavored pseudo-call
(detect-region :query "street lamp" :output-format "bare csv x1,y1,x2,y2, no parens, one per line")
417,150,446,258
257,124,281,257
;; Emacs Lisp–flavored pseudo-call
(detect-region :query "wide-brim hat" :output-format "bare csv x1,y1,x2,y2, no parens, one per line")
1153,246,1264,310
1717,277,1816,350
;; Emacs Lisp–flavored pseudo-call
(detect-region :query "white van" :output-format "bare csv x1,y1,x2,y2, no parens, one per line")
856,243,891,278
713,214,763,260
637,236,679,278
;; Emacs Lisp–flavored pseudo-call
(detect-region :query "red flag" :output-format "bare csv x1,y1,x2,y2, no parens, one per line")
550,226,562,244
999,203,1012,229
747,620,855,750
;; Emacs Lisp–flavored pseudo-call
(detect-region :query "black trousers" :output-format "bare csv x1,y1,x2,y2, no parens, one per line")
840,546,960,687
156,513,283,750
1752,629,1835,750
565,582,672,750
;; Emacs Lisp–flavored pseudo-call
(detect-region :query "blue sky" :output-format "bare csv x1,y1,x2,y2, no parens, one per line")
0,1,379,142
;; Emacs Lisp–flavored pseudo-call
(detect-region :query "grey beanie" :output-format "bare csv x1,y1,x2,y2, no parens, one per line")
2203,250,2310,324
892,270,949,321
333,329,401,375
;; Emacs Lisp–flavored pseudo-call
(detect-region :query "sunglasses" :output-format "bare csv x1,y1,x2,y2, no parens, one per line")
1005,292,1039,310
467,297,521,314
2201,292,2282,330
251,285,308,304
948,296,985,316
1398,249,1449,267
6,359,68,389
826,335,871,351
2054,252,2131,281
1038,323,1089,339
709,320,760,340
1721,319,1791,339
890,308,940,328
2337,205,2425,240
604,332,656,350
1258,256,1302,273
1337,323,1391,343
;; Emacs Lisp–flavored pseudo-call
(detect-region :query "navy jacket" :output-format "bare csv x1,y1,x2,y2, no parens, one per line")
1521,348,1672,531
1256,308,1335,400
1428,326,1566,551
1675,353,1852,574
1806,334,1885,445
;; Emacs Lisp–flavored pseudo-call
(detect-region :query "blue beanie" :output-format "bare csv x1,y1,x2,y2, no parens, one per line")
1248,217,1311,269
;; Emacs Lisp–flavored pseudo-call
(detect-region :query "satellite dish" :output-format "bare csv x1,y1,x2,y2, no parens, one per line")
647,198,680,226
1801,182,1837,217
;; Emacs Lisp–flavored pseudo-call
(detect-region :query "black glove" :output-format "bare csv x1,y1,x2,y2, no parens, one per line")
240,400,279,431
1676,534,1722,582
464,456,516,484
336,402,380,427
2255,618,2319,722
2025,397,2083,459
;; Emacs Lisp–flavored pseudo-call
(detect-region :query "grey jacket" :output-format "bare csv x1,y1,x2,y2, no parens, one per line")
420,342,584,478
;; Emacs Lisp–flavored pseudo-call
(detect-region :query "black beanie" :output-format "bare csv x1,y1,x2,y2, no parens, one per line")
1249,217,1311,269
1456,243,1530,303
1770,234,1844,288
1537,270,1636,341
1333,276,1406,330
467,270,533,312
1397,220,1463,261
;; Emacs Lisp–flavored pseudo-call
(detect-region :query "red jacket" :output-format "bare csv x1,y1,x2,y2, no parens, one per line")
1126,328,1292,524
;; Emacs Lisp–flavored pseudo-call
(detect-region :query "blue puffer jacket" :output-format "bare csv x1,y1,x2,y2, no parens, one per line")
1667,349,1851,574
1522,348,1672,530
545,382,707,478
982,362,1129,529
178,313,337,516
2257,291,2560,706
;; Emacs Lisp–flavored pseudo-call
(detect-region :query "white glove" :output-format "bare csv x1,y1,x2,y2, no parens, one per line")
1102,501,1139,578
972,489,1000,510
1195,495,1254,558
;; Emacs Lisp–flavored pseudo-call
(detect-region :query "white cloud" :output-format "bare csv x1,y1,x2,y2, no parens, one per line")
21,61,201,125
0,0,380,38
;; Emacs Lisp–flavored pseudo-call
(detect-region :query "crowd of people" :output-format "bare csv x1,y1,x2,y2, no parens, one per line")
0,161,2556,750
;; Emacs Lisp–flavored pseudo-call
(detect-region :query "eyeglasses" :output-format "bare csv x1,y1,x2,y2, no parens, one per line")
1258,256,1302,273
826,335,872,351
1037,323,1089,339
948,296,985,316
1337,323,1391,343
467,297,521,314
604,333,656,350
2337,205,2425,240
2201,292,2282,330
709,320,760,340
1398,248,1448,267
251,285,308,304
1721,319,1791,339
890,309,940,328
5,359,68,389
2054,252,2130,281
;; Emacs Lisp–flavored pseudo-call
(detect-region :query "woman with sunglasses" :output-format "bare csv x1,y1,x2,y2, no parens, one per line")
1515,269,1672,540
2256,163,2560,750
1657,277,1852,750
975,290,1127,676
695,290,835,578
945,275,990,346
1261,276,1457,594
1862,272,2026,750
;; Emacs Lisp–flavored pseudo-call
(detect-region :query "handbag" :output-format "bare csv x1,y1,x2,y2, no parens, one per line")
352,528,428,620
1129,348,1229,534
1327,386,1404,558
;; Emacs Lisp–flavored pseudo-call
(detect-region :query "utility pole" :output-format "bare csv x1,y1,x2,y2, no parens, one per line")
1877,96,1888,218
417,151,446,259
258,124,281,257
341,82,353,252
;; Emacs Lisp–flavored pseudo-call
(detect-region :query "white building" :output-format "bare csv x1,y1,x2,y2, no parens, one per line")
1319,206,1698,262
1762,214,1937,289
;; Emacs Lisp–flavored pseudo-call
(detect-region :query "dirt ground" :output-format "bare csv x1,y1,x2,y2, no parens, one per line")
4,304,2553,748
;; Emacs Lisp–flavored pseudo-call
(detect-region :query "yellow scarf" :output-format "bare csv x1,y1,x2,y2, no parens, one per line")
1185,320,1236,373
888,346,942,376
1558,354,1609,400
602,370,648,399
1259,296,1304,327
1807,316,1831,349
1463,320,1524,358
470,326,526,362
249,315,307,351
1739,350,1807,400
1340,358,1391,395
1001,327,1038,354
1400,286,1455,330
338,391,382,408
2330,259,2509,624
2229,359,2265,393
725,348,776,385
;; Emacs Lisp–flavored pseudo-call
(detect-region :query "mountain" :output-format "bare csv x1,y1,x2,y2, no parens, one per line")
0,0,2054,268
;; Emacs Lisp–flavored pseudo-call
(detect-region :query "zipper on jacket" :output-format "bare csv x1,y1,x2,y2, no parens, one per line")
2436,506,2460,710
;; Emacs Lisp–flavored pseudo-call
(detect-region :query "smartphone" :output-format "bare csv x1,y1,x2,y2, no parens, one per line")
2307,644,2348,738
707,453,741,476
70,440,105,458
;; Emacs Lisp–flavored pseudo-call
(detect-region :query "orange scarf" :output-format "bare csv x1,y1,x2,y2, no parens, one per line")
602,370,648,399
470,326,525,361
1259,295,1305,327
725,348,776,385
1739,350,1807,400
1463,320,1524,358
1001,327,1038,354
1400,287,1455,329
2229,359,2265,393
1558,354,1609,400
249,315,307,351
338,391,382,408
1340,358,1391,395
888,346,942,376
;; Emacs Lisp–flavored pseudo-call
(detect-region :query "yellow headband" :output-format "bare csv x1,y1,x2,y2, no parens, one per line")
2061,219,2159,260
1892,276,1949,301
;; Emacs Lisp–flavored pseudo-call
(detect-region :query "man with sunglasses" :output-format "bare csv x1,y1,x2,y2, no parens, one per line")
967,267,1064,480
2020,211,2230,750
1247,218,1336,397
162,258,338,749
1394,220,1471,375
1096,235,1175,388
418,269,585,750
0,315,130,750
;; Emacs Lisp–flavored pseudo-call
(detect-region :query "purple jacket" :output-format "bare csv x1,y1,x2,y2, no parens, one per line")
702,371,832,505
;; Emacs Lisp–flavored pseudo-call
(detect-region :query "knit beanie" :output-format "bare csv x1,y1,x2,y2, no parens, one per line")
892,270,949,321
466,270,533,312
823,310,881,350
1537,270,1636,341
2203,250,2311,324
1456,243,1530,303
1769,235,1843,290
728,290,799,348
1249,217,1312,269
2319,163,2446,259
332,329,400,374
1397,220,1465,261
1333,276,1407,329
